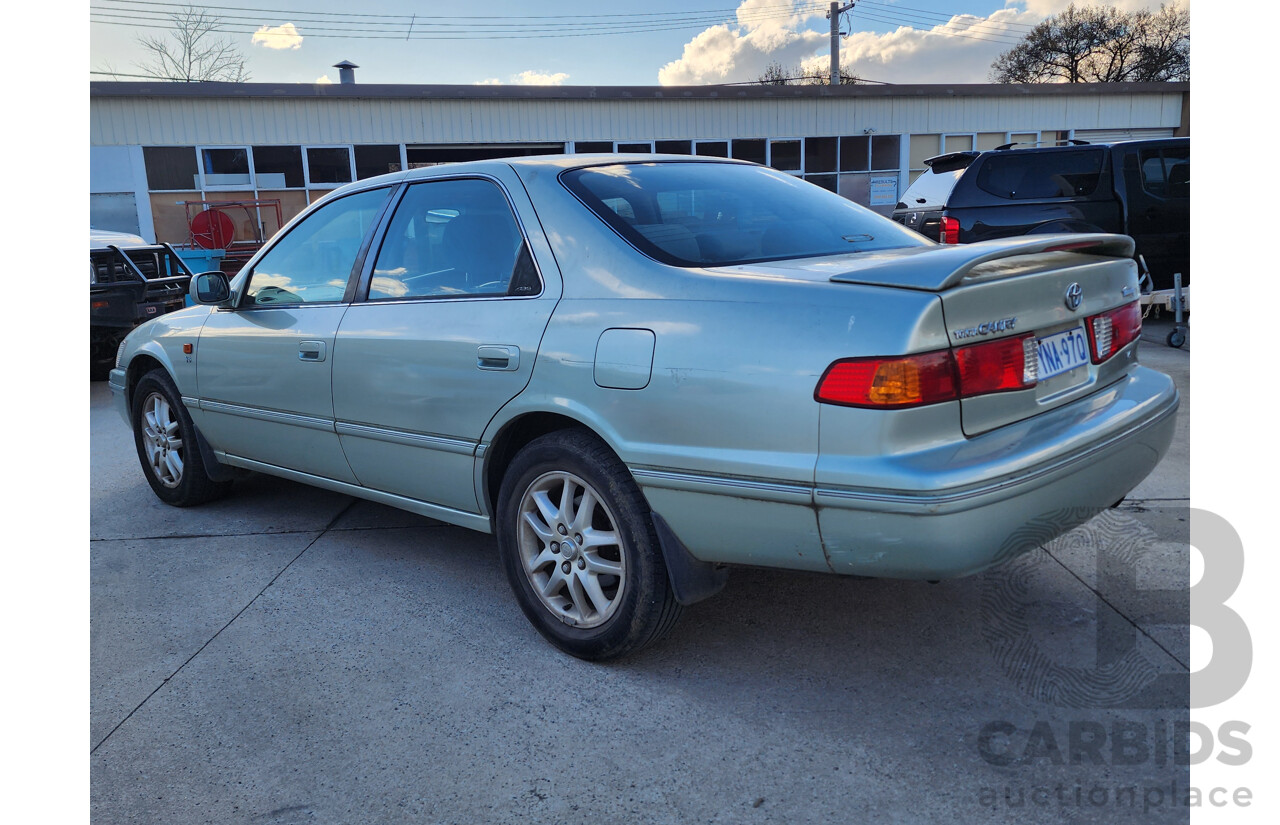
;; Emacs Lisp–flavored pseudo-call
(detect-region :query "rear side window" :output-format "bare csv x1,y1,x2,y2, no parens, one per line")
1138,146,1190,199
368,178,539,300
975,150,1105,200
562,161,929,267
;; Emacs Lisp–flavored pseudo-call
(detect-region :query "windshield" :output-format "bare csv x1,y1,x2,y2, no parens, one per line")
562,161,930,267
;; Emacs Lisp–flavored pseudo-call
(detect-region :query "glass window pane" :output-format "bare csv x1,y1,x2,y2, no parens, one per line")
616,142,653,153
909,135,940,170
143,147,199,191
975,149,1105,200
870,135,900,171
354,145,402,180
732,139,767,165
370,179,535,300
769,140,801,171
202,148,249,183
252,145,304,188
804,137,837,173
573,141,613,153
655,140,693,154
839,136,869,172
943,135,974,154
306,147,353,186
805,174,837,193
245,187,389,305
562,161,930,268
695,141,729,158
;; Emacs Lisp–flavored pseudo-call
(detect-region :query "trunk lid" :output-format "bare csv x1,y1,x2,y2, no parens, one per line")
722,233,1142,436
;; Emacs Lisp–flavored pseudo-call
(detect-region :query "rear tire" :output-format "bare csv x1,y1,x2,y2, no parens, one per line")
131,369,231,506
496,429,682,660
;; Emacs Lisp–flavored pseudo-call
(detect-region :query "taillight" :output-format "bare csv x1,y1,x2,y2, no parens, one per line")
1086,302,1141,363
954,334,1038,397
939,216,960,244
816,335,1038,409
815,352,957,409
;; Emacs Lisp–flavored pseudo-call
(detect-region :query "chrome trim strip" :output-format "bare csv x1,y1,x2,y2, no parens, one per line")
335,421,477,455
630,467,814,504
180,395,199,407
199,400,335,432
475,443,489,459
815,396,1178,507
215,452,492,533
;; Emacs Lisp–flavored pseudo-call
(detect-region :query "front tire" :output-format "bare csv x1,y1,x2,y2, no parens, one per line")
131,369,230,506
496,429,682,660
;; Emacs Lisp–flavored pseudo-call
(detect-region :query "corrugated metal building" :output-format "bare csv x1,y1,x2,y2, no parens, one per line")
89,80,1190,243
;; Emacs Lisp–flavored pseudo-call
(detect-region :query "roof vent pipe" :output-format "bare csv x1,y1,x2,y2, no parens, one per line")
333,60,358,84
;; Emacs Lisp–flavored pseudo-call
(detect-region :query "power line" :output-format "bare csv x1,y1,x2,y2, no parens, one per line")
859,0,1037,30
850,10,1025,46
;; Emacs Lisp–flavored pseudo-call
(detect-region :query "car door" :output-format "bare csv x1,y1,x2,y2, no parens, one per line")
332,171,560,513
1119,143,1190,287
195,186,394,482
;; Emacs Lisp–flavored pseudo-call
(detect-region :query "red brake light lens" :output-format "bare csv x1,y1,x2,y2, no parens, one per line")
1086,302,1141,363
954,334,1038,397
938,216,960,244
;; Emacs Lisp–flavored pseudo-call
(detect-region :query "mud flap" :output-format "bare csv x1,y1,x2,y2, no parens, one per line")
651,512,729,606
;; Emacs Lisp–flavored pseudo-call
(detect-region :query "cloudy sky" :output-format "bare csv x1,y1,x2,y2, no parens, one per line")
89,0,1184,87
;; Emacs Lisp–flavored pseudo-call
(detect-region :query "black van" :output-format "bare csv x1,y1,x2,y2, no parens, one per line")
891,138,1189,292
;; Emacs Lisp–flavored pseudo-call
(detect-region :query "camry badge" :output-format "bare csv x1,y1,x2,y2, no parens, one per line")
1064,282,1083,311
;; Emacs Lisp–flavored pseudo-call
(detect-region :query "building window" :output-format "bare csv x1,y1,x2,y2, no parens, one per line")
201,147,251,187
252,145,305,188
695,141,729,158
804,137,837,173
143,147,199,191
769,139,802,172
305,147,354,187
732,139,767,165
572,141,613,153
616,141,654,153
354,145,403,180
655,140,693,154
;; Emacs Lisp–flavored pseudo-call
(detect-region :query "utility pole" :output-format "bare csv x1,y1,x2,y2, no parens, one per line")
828,1,857,86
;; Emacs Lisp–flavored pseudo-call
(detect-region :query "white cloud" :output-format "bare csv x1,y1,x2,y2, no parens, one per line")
657,1,1185,85
512,70,570,85
315,74,333,85
658,0,824,85
252,23,304,51
474,70,571,86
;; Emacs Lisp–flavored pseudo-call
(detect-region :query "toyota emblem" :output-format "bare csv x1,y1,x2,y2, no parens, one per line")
1064,282,1083,311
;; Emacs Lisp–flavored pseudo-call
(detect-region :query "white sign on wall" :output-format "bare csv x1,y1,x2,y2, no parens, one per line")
869,176,899,206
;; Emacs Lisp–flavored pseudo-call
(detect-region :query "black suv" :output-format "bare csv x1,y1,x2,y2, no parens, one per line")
891,138,1189,291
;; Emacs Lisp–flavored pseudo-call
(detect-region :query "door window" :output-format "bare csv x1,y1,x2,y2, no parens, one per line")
976,149,1104,200
244,187,390,306
1139,146,1190,199
368,178,539,300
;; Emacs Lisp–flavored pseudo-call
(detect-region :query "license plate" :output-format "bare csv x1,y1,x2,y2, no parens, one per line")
1036,326,1090,380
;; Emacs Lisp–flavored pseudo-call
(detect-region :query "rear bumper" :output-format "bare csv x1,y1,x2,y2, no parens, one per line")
637,366,1178,578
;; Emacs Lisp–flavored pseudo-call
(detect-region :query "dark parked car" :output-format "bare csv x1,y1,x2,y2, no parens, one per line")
90,229,192,380
892,138,1189,291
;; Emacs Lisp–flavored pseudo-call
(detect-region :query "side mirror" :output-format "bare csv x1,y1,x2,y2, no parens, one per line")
192,271,232,305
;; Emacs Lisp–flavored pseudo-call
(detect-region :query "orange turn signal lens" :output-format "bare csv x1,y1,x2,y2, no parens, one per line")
815,351,958,408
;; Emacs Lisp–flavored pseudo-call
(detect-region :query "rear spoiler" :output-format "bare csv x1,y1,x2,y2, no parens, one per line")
828,234,1136,292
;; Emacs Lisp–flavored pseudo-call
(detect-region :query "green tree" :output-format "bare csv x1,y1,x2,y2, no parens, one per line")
991,2,1188,83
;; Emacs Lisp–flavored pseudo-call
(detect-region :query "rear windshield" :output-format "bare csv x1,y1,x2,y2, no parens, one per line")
975,149,1105,200
899,167,966,210
562,161,929,267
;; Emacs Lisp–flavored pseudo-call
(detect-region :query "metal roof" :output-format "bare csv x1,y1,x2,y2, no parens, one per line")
89,80,1189,102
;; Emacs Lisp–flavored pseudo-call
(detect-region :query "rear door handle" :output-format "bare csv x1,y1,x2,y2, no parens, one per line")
298,340,327,362
477,344,520,371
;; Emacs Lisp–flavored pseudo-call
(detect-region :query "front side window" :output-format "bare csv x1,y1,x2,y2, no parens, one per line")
368,178,539,300
1140,146,1190,199
244,187,390,306
562,161,929,267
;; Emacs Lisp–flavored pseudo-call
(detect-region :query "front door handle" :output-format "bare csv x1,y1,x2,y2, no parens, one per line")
477,344,520,371
299,340,327,362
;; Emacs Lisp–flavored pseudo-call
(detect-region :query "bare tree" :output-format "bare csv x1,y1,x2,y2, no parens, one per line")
991,2,1188,84
756,60,860,86
137,5,250,82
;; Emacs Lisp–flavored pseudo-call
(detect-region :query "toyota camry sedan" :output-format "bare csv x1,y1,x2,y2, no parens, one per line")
110,155,1178,660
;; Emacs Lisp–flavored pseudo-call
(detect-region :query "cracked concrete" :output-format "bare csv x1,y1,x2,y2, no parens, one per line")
91,316,1190,824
